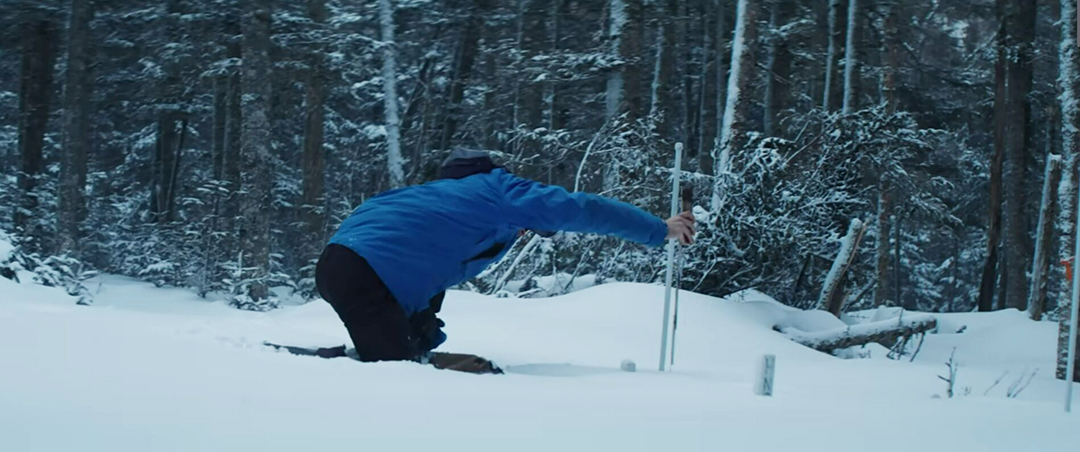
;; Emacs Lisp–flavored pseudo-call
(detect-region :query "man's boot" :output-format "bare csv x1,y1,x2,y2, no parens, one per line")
426,352,503,374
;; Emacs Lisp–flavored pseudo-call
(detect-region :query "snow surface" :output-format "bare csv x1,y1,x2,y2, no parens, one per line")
1,275,1078,451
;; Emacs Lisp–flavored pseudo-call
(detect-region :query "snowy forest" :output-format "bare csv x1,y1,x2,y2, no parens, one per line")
2,0,1079,384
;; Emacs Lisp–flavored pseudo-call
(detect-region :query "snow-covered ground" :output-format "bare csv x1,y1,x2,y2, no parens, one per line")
1,273,1077,451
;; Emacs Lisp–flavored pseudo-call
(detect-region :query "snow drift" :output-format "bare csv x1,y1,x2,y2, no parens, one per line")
1,269,1077,451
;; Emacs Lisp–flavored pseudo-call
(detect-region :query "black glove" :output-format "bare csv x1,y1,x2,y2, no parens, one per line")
428,291,445,313
410,307,446,353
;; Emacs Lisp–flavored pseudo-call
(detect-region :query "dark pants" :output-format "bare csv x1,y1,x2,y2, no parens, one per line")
315,244,442,362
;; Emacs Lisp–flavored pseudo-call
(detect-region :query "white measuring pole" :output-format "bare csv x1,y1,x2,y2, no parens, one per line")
754,354,776,396
670,247,683,368
659,143,683,372
1067,172,1080,412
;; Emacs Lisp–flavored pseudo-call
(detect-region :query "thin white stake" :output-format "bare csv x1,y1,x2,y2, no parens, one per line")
1068,170,1080,413
670,246,682,368
672,186,693,368
755,354,776,396
659,143,683,372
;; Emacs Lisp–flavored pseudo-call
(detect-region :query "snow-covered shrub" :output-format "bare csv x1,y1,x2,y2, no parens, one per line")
682,108,959,306
105,222,191,288
0,170,16,234
221,254,288,312
294,257,319,300
1,229,96,305
470,117,669,295
0,230,19,281
229,293,279,312
86,162,247,299
2,166,59,255
31,254,97,305
225,271,286,311
463,106,967,312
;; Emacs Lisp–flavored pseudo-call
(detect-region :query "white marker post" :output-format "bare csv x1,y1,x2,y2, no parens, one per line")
755,354,776,397
1067,173,1080,413
659,143,683,372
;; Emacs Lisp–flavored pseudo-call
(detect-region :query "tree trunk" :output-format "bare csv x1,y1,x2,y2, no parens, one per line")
997,251,1009,311
152,0,187,226
874,0,904,297
614,0,645,121
516,0,547,161
151,117,167,222
762,0,788,137
713,0,758,209
239,0,274,304
841,0,858,114
764,0,781,137
379,0,405,189
712,0,728,169
682,0,699,160
977,3,1008,312
399,56,434,136
212,77,227,182
603,0,644,191
894,213,903,307
57,0,93,257
822,0,845,112
677,0,692,155
696,1,718,164
1003,0,1037,311
605,0,624,121
648,10,667,131
206,74,228,291
548,0,565,133
821,218,867,317
166,117,186,221
400,56,436,183
481,45,497,150
881,0,900,112
152,112,184,225
223,15,243,259
649,0,678,145
951,230,961,305
439,0,486,152
1029,156,1062,321
301,0,328,265
1057,0,1080,382
1061,303,1080,382
16,18,57,254
874,181,892,306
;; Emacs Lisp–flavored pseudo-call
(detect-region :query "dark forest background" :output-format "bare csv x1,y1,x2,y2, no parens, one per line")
2,0,1079,379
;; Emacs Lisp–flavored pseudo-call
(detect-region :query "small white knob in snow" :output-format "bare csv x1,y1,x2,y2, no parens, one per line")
620,359,636,372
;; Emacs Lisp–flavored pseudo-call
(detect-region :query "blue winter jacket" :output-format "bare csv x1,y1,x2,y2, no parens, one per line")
329,169,668,317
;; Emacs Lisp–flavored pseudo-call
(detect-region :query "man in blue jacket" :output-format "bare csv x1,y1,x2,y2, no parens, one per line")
316,150,695,372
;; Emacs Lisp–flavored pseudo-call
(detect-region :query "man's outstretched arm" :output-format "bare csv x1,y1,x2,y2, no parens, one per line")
497,172,694,247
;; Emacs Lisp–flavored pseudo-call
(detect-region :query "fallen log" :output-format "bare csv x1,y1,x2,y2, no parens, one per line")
781,315,938,354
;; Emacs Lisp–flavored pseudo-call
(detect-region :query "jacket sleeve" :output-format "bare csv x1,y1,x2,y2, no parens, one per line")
497,172,668,247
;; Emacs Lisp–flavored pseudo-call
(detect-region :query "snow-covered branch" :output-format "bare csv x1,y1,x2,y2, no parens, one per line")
781,314,938,353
